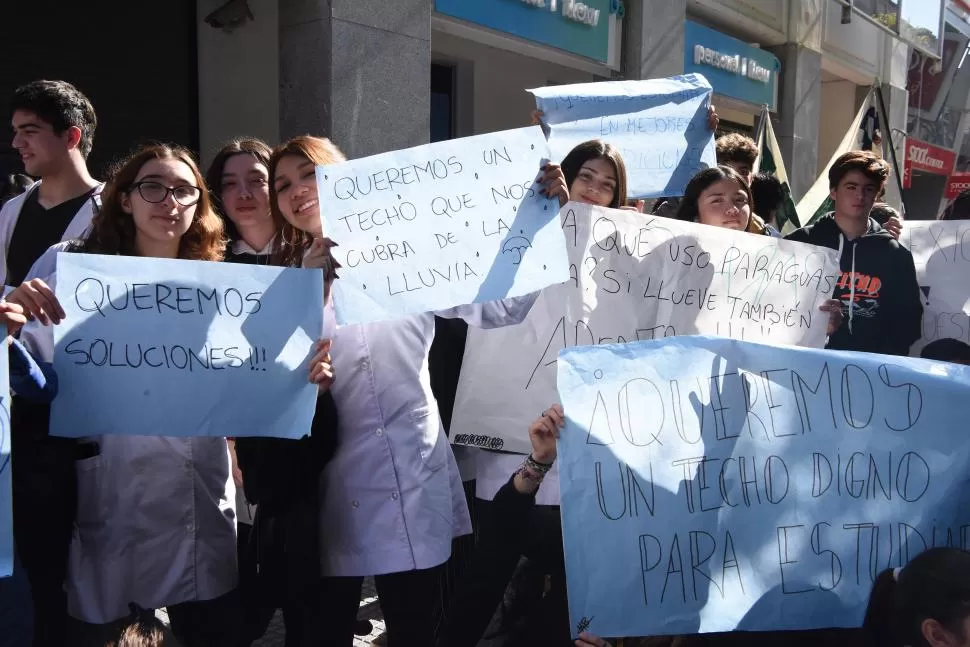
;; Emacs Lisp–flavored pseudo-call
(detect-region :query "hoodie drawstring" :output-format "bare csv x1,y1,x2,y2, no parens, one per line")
838,233,856,334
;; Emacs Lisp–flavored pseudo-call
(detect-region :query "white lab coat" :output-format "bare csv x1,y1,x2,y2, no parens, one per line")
0,180,102,290
319,295,537,576
20,244,238,624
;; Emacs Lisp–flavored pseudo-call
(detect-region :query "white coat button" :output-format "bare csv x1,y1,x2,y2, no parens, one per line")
352,500,360,508
391,492,399,501
375,428,384,437
360,359,370,370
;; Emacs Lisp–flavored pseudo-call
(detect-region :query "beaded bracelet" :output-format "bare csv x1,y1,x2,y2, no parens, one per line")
516,464,546,485
525,454,553,474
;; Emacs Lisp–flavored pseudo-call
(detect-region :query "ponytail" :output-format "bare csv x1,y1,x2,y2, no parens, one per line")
863,568,899,647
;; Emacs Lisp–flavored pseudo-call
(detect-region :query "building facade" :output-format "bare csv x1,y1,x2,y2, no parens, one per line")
2,0,962,218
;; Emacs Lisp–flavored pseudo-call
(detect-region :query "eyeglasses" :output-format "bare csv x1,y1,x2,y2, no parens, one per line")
130,181,202,206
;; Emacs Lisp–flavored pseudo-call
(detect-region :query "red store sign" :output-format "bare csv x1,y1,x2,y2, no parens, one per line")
946,172,970,200
903,138,957,189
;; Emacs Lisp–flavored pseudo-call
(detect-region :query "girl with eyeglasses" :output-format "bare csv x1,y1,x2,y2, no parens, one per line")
6,143,334,647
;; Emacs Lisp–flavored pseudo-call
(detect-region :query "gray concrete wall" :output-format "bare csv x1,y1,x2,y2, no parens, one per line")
278,0,433,158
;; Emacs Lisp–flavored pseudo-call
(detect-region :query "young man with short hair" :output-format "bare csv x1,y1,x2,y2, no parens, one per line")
786,150,922,356
1,79,102,647
2,79,101,289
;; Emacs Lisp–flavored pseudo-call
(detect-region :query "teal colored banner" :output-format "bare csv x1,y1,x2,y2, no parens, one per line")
435,0,612,63
684,21,780,110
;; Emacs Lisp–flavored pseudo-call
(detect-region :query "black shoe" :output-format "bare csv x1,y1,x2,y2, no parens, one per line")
354,619,373,636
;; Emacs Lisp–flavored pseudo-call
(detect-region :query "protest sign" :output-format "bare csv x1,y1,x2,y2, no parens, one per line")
451,203,839,454
50,253,323,439
557,336,970,638
529,75,717,198
900,220,970,356
317,126,568,325
0,325,10,578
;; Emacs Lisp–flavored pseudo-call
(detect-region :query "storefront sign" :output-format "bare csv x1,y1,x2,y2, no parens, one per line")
904,137,957,188
683,21,779,110
945,171,970,199
435,0,613,63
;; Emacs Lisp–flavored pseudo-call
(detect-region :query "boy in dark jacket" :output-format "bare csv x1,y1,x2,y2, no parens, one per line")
786,151,922,357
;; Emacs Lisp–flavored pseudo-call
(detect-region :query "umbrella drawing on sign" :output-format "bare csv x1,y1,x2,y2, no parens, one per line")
501,236,532,265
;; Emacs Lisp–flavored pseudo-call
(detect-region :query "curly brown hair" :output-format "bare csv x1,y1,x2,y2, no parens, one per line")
268,136,347,267
715,132,758,169
75,143,225,261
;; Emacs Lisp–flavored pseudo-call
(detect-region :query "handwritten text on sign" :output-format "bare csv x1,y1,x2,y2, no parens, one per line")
317,126,568,325
530,75,718,199
557,337,970,637
0,325,10,578
51,253,323,439
901,220,970,356
451,203,839,454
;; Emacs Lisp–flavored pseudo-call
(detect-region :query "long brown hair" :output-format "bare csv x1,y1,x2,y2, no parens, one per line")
76,144,225,261
204,137,273,244
268,136,347,267
560,140,628,209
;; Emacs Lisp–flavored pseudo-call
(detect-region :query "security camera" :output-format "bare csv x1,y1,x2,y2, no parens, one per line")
204,0,254,32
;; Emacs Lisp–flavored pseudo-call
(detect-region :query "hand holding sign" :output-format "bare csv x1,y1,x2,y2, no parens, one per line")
316,126,569,325
0,302,29,339
6,278,65,326
529,75,718,198
50,253,323,439
556,336,970,638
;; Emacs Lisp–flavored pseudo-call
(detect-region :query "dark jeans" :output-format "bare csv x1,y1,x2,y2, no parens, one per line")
319,566,442,647
68,588,243,647
0,551,34,647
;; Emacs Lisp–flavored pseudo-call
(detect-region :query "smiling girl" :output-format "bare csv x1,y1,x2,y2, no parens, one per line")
268,135,537,646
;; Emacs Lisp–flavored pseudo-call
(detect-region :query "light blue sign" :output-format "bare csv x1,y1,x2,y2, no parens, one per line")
435,0,613,63
684,21,780,110
318,126,569,325
50,254,323,439
0,325,10,578
557,336,970,638
530,75,718,198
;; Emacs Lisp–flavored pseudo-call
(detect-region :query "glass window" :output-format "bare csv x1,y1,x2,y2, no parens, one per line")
431,64,455,143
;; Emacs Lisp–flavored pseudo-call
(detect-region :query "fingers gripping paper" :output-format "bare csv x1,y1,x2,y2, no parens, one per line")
50,253,323,439
901,220,970,356
556,337,970,638
451,204,840,454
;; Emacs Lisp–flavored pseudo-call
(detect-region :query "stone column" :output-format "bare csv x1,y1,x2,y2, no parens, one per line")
278,0,433,158
622,0,687,80
768,43,822,200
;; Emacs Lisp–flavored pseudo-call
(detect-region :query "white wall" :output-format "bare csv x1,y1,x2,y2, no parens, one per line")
431,31,595,136
196,0,279,168
818,79,860,175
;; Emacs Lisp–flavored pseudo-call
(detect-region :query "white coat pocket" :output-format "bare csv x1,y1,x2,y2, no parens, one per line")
409,405,447,472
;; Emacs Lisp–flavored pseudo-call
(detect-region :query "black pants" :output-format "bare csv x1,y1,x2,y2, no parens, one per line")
319,566,442,647
12,433,76,647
